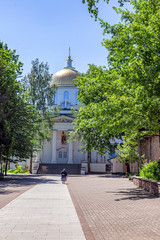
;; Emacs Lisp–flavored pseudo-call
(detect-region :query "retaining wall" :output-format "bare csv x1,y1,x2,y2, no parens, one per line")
133,176,160,197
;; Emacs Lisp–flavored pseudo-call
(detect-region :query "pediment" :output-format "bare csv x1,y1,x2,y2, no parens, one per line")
53,115,74,123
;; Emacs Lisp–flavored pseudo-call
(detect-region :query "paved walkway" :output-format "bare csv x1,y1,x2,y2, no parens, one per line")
0,175,45,209
68,174,160,240
0,175,85,240
1,174,160,240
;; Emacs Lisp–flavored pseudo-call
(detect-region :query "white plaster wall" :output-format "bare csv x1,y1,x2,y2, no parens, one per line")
73,140,86,164
90,163,106,173
55,86,78,106
40,139,52,163
111,157,123,173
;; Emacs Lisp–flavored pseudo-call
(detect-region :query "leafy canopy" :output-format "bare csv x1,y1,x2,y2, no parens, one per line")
74,0,160,159
0,42,43,169
82,0,130,20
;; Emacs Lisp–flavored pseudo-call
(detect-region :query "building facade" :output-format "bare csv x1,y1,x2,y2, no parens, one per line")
39,53,110,169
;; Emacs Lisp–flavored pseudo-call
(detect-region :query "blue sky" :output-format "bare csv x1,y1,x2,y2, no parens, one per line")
0,0,131,76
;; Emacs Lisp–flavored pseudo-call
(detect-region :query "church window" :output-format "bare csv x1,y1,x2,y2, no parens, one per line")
63,151,67,158
59,151,62,158
75,91,79,104
64,91,69,101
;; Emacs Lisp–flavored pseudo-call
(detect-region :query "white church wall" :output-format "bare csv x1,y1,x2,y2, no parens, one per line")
55,86,78,106
40,140,52,163
56,131,68,163
73,140,86,164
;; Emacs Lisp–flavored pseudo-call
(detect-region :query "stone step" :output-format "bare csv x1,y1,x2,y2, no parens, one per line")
37,163,81,174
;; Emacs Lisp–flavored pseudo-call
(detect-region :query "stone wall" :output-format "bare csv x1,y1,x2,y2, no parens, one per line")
133,176,160,197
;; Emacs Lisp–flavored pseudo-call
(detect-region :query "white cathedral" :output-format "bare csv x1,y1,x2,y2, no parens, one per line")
37,52,112,174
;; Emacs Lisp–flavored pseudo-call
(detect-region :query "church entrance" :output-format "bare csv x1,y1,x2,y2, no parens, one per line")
57,149,68,163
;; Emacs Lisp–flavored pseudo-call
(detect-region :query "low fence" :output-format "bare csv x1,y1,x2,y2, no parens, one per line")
81,162,106,174
90,163,106,173
132,176,160,197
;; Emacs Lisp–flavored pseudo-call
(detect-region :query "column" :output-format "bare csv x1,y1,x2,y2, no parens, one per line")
68,141,73,164
51,131,57,163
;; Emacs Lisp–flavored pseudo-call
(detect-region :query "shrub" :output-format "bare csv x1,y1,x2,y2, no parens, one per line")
140,161,160,181
7,165,30,174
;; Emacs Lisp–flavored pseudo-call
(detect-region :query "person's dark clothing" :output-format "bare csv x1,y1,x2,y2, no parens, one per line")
60,169,68,182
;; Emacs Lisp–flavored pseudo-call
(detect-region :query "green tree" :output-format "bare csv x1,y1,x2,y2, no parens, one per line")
22,58,55,114
82,0,130,20
22,59,56,172
74,0,160,168
2,94,41,175
0,42,43,175
0,42,22,174
72,65,121,155
116,137,139,172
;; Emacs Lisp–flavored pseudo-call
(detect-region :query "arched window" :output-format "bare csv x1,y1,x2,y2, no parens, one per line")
64,91,69,101
75,91,79,104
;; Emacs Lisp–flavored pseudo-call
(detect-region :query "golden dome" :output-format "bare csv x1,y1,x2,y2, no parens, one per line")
50,50,81,86
50,67,80,86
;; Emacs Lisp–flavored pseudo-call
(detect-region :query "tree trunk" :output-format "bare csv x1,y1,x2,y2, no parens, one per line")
138,139,142,172
87,151,91,173
30,152,33,174
0,145,2,174
4,157,9,176
125,162,130,173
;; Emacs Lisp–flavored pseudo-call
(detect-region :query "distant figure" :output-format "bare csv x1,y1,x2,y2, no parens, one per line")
60,168,68,184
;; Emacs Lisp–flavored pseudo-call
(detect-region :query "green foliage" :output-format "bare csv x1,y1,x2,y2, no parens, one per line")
82,0,129,20
127,173,138,180
22,58,56,145
117,137,139,163
140,161,160,181
0,42,35,169
8,165,30,174
22,58,55,114
74,0,160,162
0,42,53,175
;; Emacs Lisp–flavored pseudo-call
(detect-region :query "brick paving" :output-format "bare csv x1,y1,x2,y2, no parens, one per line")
0,174,45,209
68,174,160,240
1,174,160,240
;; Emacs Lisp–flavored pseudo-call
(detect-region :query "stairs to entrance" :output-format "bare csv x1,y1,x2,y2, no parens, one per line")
37,163,81,174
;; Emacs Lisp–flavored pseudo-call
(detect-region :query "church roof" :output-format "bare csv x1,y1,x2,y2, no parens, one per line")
50,68,80,86
50,50,81,86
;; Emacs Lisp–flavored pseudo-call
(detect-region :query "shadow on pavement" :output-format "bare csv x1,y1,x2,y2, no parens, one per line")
40,179,59,184
0,174,45,189
98,174,123,178
111,188,158,201
0,175,60,206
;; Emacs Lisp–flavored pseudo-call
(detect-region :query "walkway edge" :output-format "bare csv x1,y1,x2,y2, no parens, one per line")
67,184,95,240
